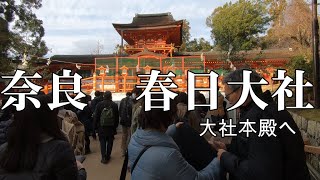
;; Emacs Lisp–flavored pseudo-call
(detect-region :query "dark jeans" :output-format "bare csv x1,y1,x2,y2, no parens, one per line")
98,126,114,159
85,131,90,151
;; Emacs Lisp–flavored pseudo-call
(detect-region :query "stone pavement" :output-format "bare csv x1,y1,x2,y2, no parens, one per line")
83,132,131,180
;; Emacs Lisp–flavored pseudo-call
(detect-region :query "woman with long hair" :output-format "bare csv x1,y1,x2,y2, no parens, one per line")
0,95,86,180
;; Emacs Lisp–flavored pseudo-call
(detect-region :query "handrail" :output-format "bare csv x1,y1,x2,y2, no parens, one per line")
125,44,173,49
307,162,320,180
303,140,320,180
82,77,94,81
304,145,320,155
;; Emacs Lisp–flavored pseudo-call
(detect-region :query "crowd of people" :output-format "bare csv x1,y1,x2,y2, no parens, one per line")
0,69,311,180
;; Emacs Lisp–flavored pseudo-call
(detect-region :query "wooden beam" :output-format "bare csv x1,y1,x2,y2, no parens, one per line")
305,145,320,154
116,25,180,31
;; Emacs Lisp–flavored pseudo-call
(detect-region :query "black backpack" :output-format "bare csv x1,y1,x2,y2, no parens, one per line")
120,98,132,126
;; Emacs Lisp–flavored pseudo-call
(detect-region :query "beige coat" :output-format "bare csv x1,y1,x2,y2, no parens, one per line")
59,110,85,155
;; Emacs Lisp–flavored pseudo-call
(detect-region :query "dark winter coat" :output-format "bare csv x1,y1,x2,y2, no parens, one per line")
77,106,93,134
93,100,119,137
220,91,310,180
166,123,216,171
0,139,86,180
119,96,132,127
90,96,103,112
0,119,12,146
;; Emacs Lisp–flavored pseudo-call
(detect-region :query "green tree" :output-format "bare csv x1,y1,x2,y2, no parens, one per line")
0,0,48,73
186,38,212,52
179,19,191,51
206,0,270,55
287,55,313,81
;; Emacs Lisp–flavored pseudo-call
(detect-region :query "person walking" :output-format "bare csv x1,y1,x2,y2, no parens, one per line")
77,96,93,154
90,91,103,140
130,88,143,134
119,92,132,156
94,91,119,164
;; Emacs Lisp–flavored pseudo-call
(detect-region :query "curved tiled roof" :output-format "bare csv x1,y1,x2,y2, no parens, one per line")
113,13,183,46
32,54,119,65
113,12,183,28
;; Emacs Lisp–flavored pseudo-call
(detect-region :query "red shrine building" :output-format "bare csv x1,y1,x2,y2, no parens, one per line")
113,13,183,56
34,13,291,94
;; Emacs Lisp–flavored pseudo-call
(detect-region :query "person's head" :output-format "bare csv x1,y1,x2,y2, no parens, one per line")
175,92,188,105
223,69,263,106
0,95,66,172
80,95,89,104
103,91,112,101
126,92,132,97
38,91,45,95
138,94,173,132
95,91,101,97
131,87,143,99
86,95,91,102
195,91,206,104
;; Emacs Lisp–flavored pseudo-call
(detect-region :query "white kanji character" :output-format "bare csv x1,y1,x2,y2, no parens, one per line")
272,70,313,111
239,119,257,137
187,71,219,111
1,70,42,111
136,70,178,111
219,118,237,137
258,119,277,137
48,69,86,110
279,122,296,134
200,118,216,137
227,70,269,111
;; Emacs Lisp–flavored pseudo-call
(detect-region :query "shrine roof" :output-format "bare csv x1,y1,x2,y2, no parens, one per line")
113,13,183,46
34,54,119,64
51,54,117,63
112,12,183,29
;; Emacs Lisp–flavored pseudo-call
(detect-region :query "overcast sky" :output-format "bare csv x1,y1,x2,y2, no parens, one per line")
35,0,233,56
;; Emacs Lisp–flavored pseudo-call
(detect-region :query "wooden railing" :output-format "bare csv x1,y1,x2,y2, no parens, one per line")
304,139,320,180
125,43,174,49
304,138,320,155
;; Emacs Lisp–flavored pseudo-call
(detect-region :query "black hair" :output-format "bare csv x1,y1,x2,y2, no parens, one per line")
138,94,174,130
223,69,263,95
0,95,67,172
86,95,91,102
131,87,143,96
95,91,101,97
103,91,112,101
80,95,89,104
175,92,188,105
195,91,206,104
126,92,132,97
38,91,45,95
